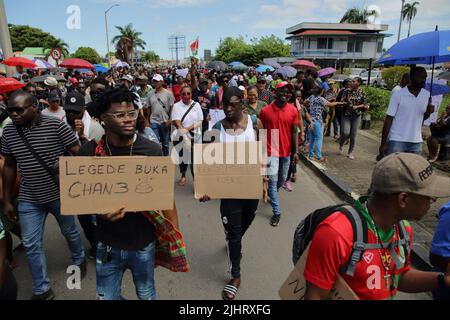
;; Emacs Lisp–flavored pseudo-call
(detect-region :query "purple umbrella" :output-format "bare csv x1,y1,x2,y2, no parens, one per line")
275,66,297,78
266,61,282,69
318,67,337,78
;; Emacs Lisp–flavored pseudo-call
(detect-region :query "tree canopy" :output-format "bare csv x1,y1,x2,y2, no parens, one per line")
144,50,160,64
214,35,290,66
8,24,66,53
72,47,102,64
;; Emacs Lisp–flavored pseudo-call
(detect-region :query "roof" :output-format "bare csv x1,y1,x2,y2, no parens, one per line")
295,30,355,36
287,22,389,35
21,47,50,57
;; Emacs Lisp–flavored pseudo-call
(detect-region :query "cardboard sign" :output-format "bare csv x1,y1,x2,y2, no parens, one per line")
59,156,175,215
194,141,264,200
279,246,359,300
208,109,226,130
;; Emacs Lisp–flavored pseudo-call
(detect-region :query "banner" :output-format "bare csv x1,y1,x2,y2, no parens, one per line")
190,37,199,57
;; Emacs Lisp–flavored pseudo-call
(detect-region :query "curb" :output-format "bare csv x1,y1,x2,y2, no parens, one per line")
300,152,433,271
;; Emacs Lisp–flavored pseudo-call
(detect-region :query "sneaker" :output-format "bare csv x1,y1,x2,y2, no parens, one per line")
77,259,87,279
270,215,280,227
283,181,293,192
348,153,355,160
31,288,55,300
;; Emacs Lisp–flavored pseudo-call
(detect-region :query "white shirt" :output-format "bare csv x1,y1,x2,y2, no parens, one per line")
386,86,430,143
171,100,203,141
220,115,256,143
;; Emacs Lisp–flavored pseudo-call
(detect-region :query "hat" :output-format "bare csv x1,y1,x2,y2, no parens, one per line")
137,75,148,81
44,77,58,87
120,75,133,83
238,85,246,92
152,74,164,82
371,153,450,198
328,79,336,85
257,76,266,82
276,81,294,91
64,91,85,112
48,90,61,102
200,78,209,85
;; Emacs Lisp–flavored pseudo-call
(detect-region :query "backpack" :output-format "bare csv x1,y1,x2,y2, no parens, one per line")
292,204,411,277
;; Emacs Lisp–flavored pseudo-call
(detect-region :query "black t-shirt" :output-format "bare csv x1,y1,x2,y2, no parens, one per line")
77,134,162,250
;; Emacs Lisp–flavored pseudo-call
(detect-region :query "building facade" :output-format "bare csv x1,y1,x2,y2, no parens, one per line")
286,22,391,68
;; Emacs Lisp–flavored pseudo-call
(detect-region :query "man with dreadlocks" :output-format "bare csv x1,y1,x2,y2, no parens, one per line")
77,87,180,300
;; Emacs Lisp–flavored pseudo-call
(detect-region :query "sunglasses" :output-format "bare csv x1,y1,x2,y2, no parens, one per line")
6,102,35,115
104,110,139,121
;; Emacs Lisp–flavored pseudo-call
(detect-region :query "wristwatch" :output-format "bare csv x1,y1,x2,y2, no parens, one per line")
437,273,448,289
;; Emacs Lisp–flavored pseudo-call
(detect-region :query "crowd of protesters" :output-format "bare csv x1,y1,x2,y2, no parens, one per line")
0,56,449,301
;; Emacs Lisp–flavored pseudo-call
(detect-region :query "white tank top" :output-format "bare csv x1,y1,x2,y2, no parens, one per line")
220,115,256,143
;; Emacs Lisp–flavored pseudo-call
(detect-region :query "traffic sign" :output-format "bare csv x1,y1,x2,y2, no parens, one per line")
50,48,63,61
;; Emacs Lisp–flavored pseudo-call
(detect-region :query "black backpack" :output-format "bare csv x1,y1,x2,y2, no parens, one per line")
292,204,411,277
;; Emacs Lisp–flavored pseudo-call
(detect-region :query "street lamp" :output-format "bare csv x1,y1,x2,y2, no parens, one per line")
397,0,405,42
105,4,120,67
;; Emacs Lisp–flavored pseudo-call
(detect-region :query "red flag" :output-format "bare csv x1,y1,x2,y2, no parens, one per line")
190,37,199,56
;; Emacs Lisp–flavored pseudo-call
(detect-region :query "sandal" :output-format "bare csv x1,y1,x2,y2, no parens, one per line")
178,177,186,187
222,278,241,300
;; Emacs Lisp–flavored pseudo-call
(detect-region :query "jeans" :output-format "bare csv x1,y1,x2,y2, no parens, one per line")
150,122,170,156
18,200,85,295
309,121,324,160
340,114,361,154
96,241,156,300
333,108,342,137
267,156,290,216
220,199,259,279
387,141,422,155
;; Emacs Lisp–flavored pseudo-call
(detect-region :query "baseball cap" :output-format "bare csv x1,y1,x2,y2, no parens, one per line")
64,91,85,112
200,78,209,84
257,76,266,82
137,75,148,81
120,75,133,83
371,153,450,198
276,81,294,91
44,77,58,87
152,74,164,82
48,90,61,102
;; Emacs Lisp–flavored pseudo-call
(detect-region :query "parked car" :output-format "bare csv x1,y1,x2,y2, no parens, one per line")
359,70,387,88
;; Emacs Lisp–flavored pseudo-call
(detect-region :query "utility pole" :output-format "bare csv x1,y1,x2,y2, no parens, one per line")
105,4,119,67
0,0,14,76
397,0,405,42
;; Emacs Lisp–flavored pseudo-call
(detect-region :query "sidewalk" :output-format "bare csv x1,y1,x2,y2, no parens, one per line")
300,129,450,270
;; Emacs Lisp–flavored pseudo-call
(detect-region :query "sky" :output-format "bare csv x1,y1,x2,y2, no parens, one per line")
4,0,450,60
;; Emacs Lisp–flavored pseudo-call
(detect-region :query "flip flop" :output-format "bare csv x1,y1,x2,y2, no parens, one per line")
222,283,239,300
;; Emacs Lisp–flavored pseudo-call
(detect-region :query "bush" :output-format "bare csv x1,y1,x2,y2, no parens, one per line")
362,86,392,121
381,66,410,90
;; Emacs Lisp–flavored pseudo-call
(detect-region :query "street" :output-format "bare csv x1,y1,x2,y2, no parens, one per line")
12,165,430,300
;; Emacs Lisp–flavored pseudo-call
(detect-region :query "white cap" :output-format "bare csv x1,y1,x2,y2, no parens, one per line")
152,74,164,82
238,85,246,92
120,75,133,83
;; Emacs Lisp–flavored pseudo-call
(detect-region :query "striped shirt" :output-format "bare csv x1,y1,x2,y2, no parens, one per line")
1,115,79,204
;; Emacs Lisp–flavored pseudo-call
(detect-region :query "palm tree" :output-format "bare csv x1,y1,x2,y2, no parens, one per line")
112,23,147,64
44,38,70,58
402,2,420,37
340,8,370,24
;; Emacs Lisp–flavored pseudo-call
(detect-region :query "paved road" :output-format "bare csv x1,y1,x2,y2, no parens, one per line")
12,166,430,300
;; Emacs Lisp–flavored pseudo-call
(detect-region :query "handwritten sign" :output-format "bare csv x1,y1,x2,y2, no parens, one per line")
194,142,263,200
208,109,226,130
279,246,359,300
59,156,175,215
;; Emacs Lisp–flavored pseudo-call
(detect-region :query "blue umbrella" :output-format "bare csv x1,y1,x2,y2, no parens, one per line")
94,64,109,73
229,61,243,67
256,65,275,73
425,80,450,96
275,66,297,78
377,29,450,96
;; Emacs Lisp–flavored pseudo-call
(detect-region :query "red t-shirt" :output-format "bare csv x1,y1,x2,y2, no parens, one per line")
304,212,412,300
258,102,298,157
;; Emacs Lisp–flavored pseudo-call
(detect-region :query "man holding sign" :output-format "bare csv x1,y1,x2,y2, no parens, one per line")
199,87,263,300
77,87,179,300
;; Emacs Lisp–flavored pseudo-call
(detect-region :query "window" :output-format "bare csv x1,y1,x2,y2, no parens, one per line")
377,40,383,53
347,38,363,52
347,39,354,52
355,39,363,52
317,38,333,50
